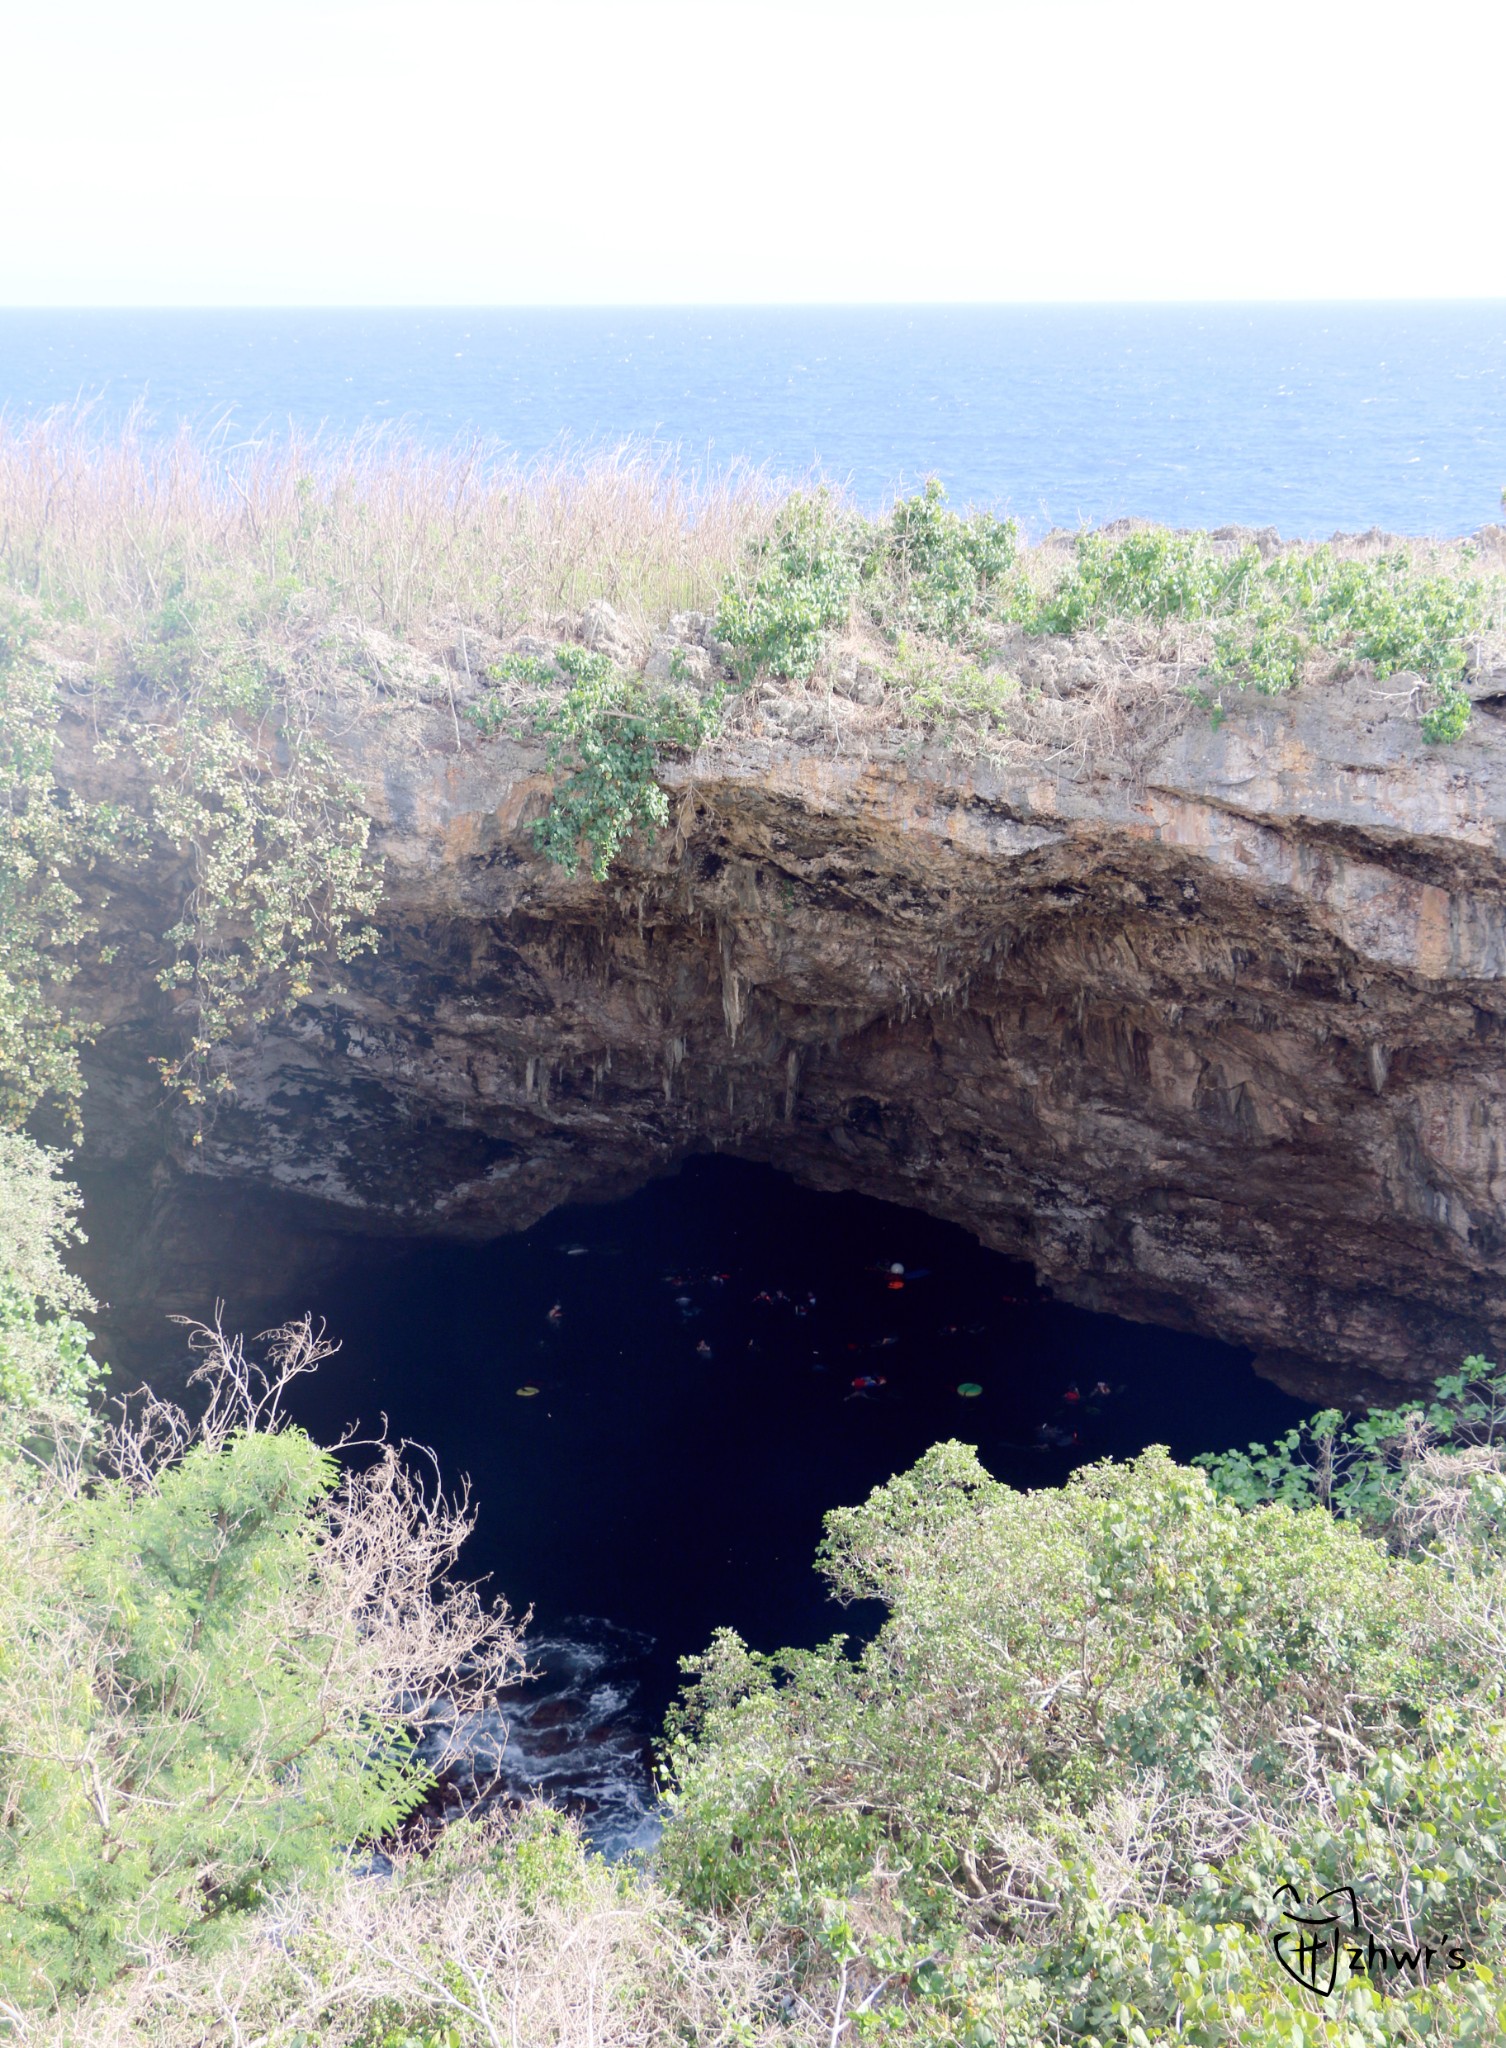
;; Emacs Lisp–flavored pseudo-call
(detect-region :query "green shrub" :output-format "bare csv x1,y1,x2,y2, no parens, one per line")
715,490,860,682
1208,600,1310,696
464,652,561,738
122,600,383,1116
1034,534,1491,744
867,479,1019,642
1197,1353,1506,1538
1422,682,1475,743
0,1318,519,2009
1034,529,1260,636
529,647,719,880
660,1424,1506,2042
0,616,120,1131
0,1131,103,1459
1307,552,1484,685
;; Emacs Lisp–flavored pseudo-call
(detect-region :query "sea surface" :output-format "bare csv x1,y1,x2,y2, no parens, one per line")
2,304,1503,536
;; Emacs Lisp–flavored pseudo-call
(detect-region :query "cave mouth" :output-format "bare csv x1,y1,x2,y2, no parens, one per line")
77,1153,1312,1851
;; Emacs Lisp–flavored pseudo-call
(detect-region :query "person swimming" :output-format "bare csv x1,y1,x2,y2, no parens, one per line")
1091,1380,1113,1398
546,1304,564,1323
1063,1383,1081,1404
695,1339,713,1358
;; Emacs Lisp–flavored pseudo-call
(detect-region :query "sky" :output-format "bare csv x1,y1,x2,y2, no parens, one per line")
3,0,1503,306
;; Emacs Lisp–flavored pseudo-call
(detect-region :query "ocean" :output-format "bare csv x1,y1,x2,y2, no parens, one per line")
1,302,1503,536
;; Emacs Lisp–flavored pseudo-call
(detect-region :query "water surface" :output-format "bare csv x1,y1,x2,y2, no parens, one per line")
3,303,1502,534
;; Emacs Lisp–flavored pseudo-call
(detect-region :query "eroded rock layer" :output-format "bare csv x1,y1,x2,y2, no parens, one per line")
72,676,1506,1403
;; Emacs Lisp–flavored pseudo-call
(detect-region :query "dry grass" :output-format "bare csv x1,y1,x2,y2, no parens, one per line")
0,411,783,643
16,1822,803,2048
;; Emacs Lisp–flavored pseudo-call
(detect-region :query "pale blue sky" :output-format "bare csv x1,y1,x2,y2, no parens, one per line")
4,0,1501,305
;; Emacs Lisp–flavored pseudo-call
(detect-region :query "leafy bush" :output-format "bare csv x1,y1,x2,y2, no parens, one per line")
867,480,1019,642
0,614,123,1131
1033,529,1260,636
121,595,383,1116
529,647,719,880
1207,599,1310,697
1306,552,1484,684
1421,684,1475,744
1027,532,1494,745
0,1317,520,2010
0,1132,102,1452
28,1811,772,2048
659,1425,1506,2043
1197,1353,1506,1537
464,652,561,738
715,490,860,682
1218,550,1490,738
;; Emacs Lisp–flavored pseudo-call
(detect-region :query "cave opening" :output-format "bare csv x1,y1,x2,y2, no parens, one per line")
80,1153,1310,1852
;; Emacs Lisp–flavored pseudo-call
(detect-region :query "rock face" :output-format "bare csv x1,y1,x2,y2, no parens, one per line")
71,675,1506,1404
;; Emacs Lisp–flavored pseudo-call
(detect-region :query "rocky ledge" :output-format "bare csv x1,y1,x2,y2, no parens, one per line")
72,654,1506,1405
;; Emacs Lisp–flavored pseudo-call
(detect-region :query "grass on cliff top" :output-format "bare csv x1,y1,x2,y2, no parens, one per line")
4,416,1504,883
3,412,1499,670
0,413,778,636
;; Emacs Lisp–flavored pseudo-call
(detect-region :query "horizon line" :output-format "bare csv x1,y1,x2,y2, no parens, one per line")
3,297,1506,315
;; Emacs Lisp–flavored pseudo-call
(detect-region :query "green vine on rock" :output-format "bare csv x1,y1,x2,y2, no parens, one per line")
120,597,383,1121
0,604,135,1132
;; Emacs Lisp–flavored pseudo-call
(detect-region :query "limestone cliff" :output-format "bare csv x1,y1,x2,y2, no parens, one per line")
69,661,1506,1404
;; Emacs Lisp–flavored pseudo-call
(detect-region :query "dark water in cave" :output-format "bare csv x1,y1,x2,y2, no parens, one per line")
269,1155,1310,1854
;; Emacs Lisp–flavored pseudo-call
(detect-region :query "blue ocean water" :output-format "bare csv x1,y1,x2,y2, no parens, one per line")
2,304,1503,537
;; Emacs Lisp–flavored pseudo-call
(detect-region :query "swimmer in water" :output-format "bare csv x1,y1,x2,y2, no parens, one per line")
1091,1380,1113,1398
695,1339,713,1358
1063,1383,1081,1404
547,1304,563,1323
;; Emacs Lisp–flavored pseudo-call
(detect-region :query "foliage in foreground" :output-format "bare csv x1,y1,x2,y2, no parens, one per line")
12,1808,779,2048
0,1314,520,2012
658,1394,1506,2044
